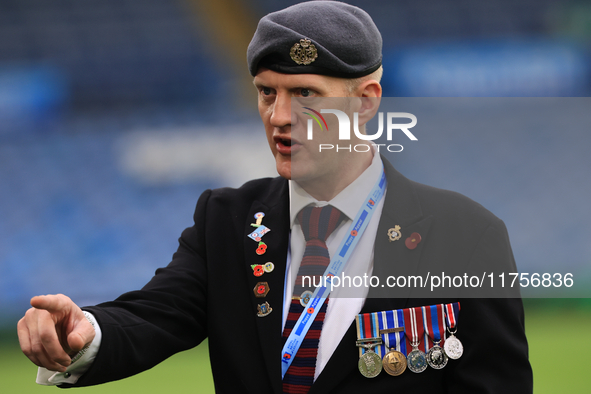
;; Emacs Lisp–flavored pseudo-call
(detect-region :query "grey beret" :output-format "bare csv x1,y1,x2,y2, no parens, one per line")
247,1,382,78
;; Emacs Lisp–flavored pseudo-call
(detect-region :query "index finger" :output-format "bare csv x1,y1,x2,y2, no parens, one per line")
30,294,72,315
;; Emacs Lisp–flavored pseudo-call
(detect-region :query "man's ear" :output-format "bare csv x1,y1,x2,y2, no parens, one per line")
356,80,382,127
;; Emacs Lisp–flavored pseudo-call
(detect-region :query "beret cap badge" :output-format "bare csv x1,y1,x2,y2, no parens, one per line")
290,38,318,65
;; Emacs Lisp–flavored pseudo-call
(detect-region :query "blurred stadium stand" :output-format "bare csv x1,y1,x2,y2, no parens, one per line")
0,0,233,118
0,0,590,326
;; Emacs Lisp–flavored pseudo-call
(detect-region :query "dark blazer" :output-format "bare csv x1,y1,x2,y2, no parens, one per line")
68,158,532,393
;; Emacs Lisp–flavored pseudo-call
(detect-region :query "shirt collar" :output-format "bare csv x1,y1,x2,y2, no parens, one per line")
289,152,384,228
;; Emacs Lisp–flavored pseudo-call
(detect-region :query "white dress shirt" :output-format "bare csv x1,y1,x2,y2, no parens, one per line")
285,151,386,380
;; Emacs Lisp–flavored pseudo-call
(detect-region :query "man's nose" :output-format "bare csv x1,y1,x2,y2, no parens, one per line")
270,93,292,128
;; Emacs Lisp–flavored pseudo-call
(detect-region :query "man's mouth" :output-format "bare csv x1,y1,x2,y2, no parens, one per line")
274,136,301,154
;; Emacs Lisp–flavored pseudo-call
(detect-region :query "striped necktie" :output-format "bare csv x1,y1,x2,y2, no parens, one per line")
282,205,345,394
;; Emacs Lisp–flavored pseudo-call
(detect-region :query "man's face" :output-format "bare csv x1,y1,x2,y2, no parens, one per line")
253,68,356,183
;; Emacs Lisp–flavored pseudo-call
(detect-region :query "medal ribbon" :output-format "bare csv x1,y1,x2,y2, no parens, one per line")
377,309,406,356
444,302,461,331
281,168,387,378
395,309,407,355
422,304,446,349
356,312,381,356
403,307,426,353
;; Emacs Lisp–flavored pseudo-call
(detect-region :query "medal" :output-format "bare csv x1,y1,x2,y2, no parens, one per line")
404,307,427,373
382,349,406,376
422,304,448,369
358,347,383,378
355,314,384,378
427,341,448,369
378,309,407,376
444,302,463,359
443,333,463,359
407,345,427,373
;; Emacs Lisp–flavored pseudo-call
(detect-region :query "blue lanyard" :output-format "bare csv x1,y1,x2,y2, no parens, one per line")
281,168,387,378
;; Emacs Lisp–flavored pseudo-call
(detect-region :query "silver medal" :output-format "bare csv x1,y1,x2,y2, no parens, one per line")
426,344,448,369
444,334,463,359
407,344,427,373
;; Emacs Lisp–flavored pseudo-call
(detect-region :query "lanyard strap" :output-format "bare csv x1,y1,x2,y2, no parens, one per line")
281,168,387,378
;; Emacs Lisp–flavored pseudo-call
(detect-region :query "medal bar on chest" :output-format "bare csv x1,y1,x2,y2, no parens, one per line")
355,313,383,378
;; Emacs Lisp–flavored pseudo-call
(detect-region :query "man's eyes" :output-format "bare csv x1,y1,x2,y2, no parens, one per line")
258,87,316,97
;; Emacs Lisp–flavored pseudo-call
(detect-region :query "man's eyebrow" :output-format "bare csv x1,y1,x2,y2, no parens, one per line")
289,85,320,93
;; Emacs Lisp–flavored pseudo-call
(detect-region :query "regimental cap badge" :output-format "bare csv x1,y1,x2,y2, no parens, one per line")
290,38,318,65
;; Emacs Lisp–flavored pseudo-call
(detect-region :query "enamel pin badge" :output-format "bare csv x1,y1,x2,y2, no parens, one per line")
387,225,402,242
257,301,272,317
248,212,270,255
405,232,422,250
254,282,270,298
251,262,275,277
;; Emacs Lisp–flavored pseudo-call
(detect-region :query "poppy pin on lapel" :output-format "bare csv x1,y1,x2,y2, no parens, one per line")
405,232,422,250
251,262,274,277
253,282,270,298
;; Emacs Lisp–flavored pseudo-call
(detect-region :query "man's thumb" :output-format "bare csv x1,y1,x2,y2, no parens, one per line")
67,318,95,353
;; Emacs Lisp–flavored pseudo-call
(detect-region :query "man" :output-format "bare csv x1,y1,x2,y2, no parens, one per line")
18,2,532,393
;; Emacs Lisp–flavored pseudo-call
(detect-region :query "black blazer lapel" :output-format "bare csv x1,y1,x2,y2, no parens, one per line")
243,181,289,394
370,157,433,301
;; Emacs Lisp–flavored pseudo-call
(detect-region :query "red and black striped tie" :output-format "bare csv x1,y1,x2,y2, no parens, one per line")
283,205,345,394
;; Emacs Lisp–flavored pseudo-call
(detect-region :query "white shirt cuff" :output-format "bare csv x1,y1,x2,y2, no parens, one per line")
36,311,102,386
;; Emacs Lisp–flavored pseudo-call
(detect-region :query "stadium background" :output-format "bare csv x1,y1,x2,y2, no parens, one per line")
1,0,590,392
